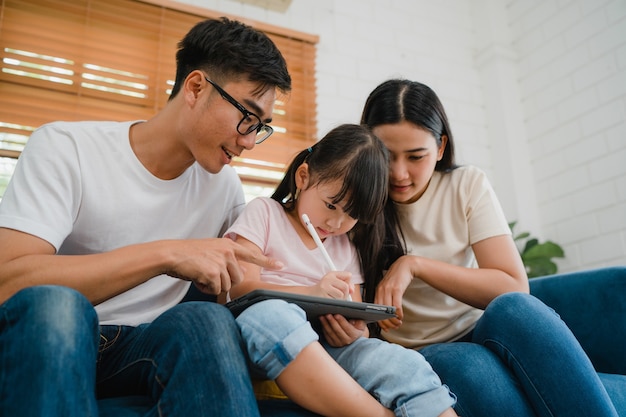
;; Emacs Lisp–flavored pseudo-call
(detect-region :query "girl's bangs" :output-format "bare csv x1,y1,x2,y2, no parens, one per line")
335,162,387,224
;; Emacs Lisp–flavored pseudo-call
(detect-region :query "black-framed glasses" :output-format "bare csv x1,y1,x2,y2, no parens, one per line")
205,77,273,144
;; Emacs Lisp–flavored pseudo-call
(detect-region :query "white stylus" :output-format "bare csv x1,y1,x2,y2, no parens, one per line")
302,213,352,301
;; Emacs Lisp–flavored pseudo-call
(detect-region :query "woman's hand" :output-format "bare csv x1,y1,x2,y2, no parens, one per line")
374,255,417,331
319,314,366,347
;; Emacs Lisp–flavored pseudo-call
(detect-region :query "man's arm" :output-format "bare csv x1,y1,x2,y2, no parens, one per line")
0,228,282,305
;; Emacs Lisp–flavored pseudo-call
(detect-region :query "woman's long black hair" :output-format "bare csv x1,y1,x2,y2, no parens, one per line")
272,124,390,295
359,79,459,304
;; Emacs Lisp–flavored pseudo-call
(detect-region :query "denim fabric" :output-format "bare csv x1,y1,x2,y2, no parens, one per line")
420,342,535,417
421,267,626,417
236,299,320,380
474,292,618,416
0,286,99,417
98,396,156,417
97,397,323,417
530,266,626,416
323,335,456,417
237,299,456,417
0,285,261,417
11,267,623,417
599,373,626,416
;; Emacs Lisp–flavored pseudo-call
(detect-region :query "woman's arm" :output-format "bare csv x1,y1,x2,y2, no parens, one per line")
415,234,529,308
375,234,528,327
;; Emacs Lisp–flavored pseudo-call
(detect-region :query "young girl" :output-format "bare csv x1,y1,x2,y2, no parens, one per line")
359,78,622,416
225,124,458,417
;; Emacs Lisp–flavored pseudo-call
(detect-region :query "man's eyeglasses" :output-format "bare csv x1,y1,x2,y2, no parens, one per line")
205,77,273,144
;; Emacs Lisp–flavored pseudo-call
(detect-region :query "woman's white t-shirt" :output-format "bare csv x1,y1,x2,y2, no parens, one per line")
383,165,511,349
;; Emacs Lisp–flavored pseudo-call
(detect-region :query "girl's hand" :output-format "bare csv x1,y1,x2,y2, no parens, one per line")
319,314,366,347
311,271,353,299
374,255,416,332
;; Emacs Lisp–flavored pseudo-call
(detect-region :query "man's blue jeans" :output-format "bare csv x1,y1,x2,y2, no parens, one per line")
0,285,261,417
420,266,626,417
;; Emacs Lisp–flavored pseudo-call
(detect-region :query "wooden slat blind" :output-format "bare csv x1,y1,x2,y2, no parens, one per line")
0,0,318,190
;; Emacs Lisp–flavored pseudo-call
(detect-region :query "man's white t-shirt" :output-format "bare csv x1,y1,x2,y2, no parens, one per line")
383,166,511,349
0,121,245,325
224,197,363,287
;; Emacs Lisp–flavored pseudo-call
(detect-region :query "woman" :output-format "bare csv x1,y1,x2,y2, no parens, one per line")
359,79,625,417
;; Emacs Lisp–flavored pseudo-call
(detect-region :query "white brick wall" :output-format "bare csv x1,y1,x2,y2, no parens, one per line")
507,0,626,271
178,0,626,272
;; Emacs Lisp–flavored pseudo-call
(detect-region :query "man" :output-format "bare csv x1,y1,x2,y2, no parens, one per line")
0,17,291,416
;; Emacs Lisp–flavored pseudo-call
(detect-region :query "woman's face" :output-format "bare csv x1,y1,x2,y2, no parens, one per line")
373,120,445,204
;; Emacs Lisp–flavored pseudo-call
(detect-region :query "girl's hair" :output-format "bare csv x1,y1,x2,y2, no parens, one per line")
359,79,459,306
360,79,457,172
272,124,390,293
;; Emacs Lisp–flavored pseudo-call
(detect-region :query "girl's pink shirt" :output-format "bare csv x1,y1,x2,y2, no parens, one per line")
224,197,363,287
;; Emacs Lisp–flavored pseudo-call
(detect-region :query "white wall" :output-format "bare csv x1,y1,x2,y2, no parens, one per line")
507,0,626,272
177,0,626,272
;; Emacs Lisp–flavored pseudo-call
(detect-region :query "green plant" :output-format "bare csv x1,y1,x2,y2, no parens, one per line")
509,221,565,278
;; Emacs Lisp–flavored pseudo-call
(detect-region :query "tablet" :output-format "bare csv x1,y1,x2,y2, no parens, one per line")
225,289,396,323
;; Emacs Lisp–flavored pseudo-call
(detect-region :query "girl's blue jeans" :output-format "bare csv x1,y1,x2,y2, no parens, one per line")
0,285,261,417
420,266,626,417
236,299,456,417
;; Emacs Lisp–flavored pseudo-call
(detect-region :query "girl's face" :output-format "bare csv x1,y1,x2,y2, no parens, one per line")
294,165,358,240
373,120,446,204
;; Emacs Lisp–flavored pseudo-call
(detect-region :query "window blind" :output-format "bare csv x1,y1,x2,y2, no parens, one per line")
0,0,318,191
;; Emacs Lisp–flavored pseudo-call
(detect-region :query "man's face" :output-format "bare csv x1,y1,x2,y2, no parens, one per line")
189,77,277,174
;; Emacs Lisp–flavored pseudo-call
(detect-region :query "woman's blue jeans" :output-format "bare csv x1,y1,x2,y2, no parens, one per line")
420,266,626,417
0,285,261,417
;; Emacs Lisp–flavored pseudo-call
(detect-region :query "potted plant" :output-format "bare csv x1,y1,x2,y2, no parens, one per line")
509,221,565,278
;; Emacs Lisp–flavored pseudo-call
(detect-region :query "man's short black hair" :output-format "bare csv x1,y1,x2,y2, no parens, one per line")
170,17,291,99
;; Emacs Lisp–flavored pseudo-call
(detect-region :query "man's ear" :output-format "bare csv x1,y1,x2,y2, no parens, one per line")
295,163,310,189
183,70,206,105
437,135,448,161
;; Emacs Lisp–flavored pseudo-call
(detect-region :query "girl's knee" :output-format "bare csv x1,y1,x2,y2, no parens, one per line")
236,299,307,335
236,300,318,377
